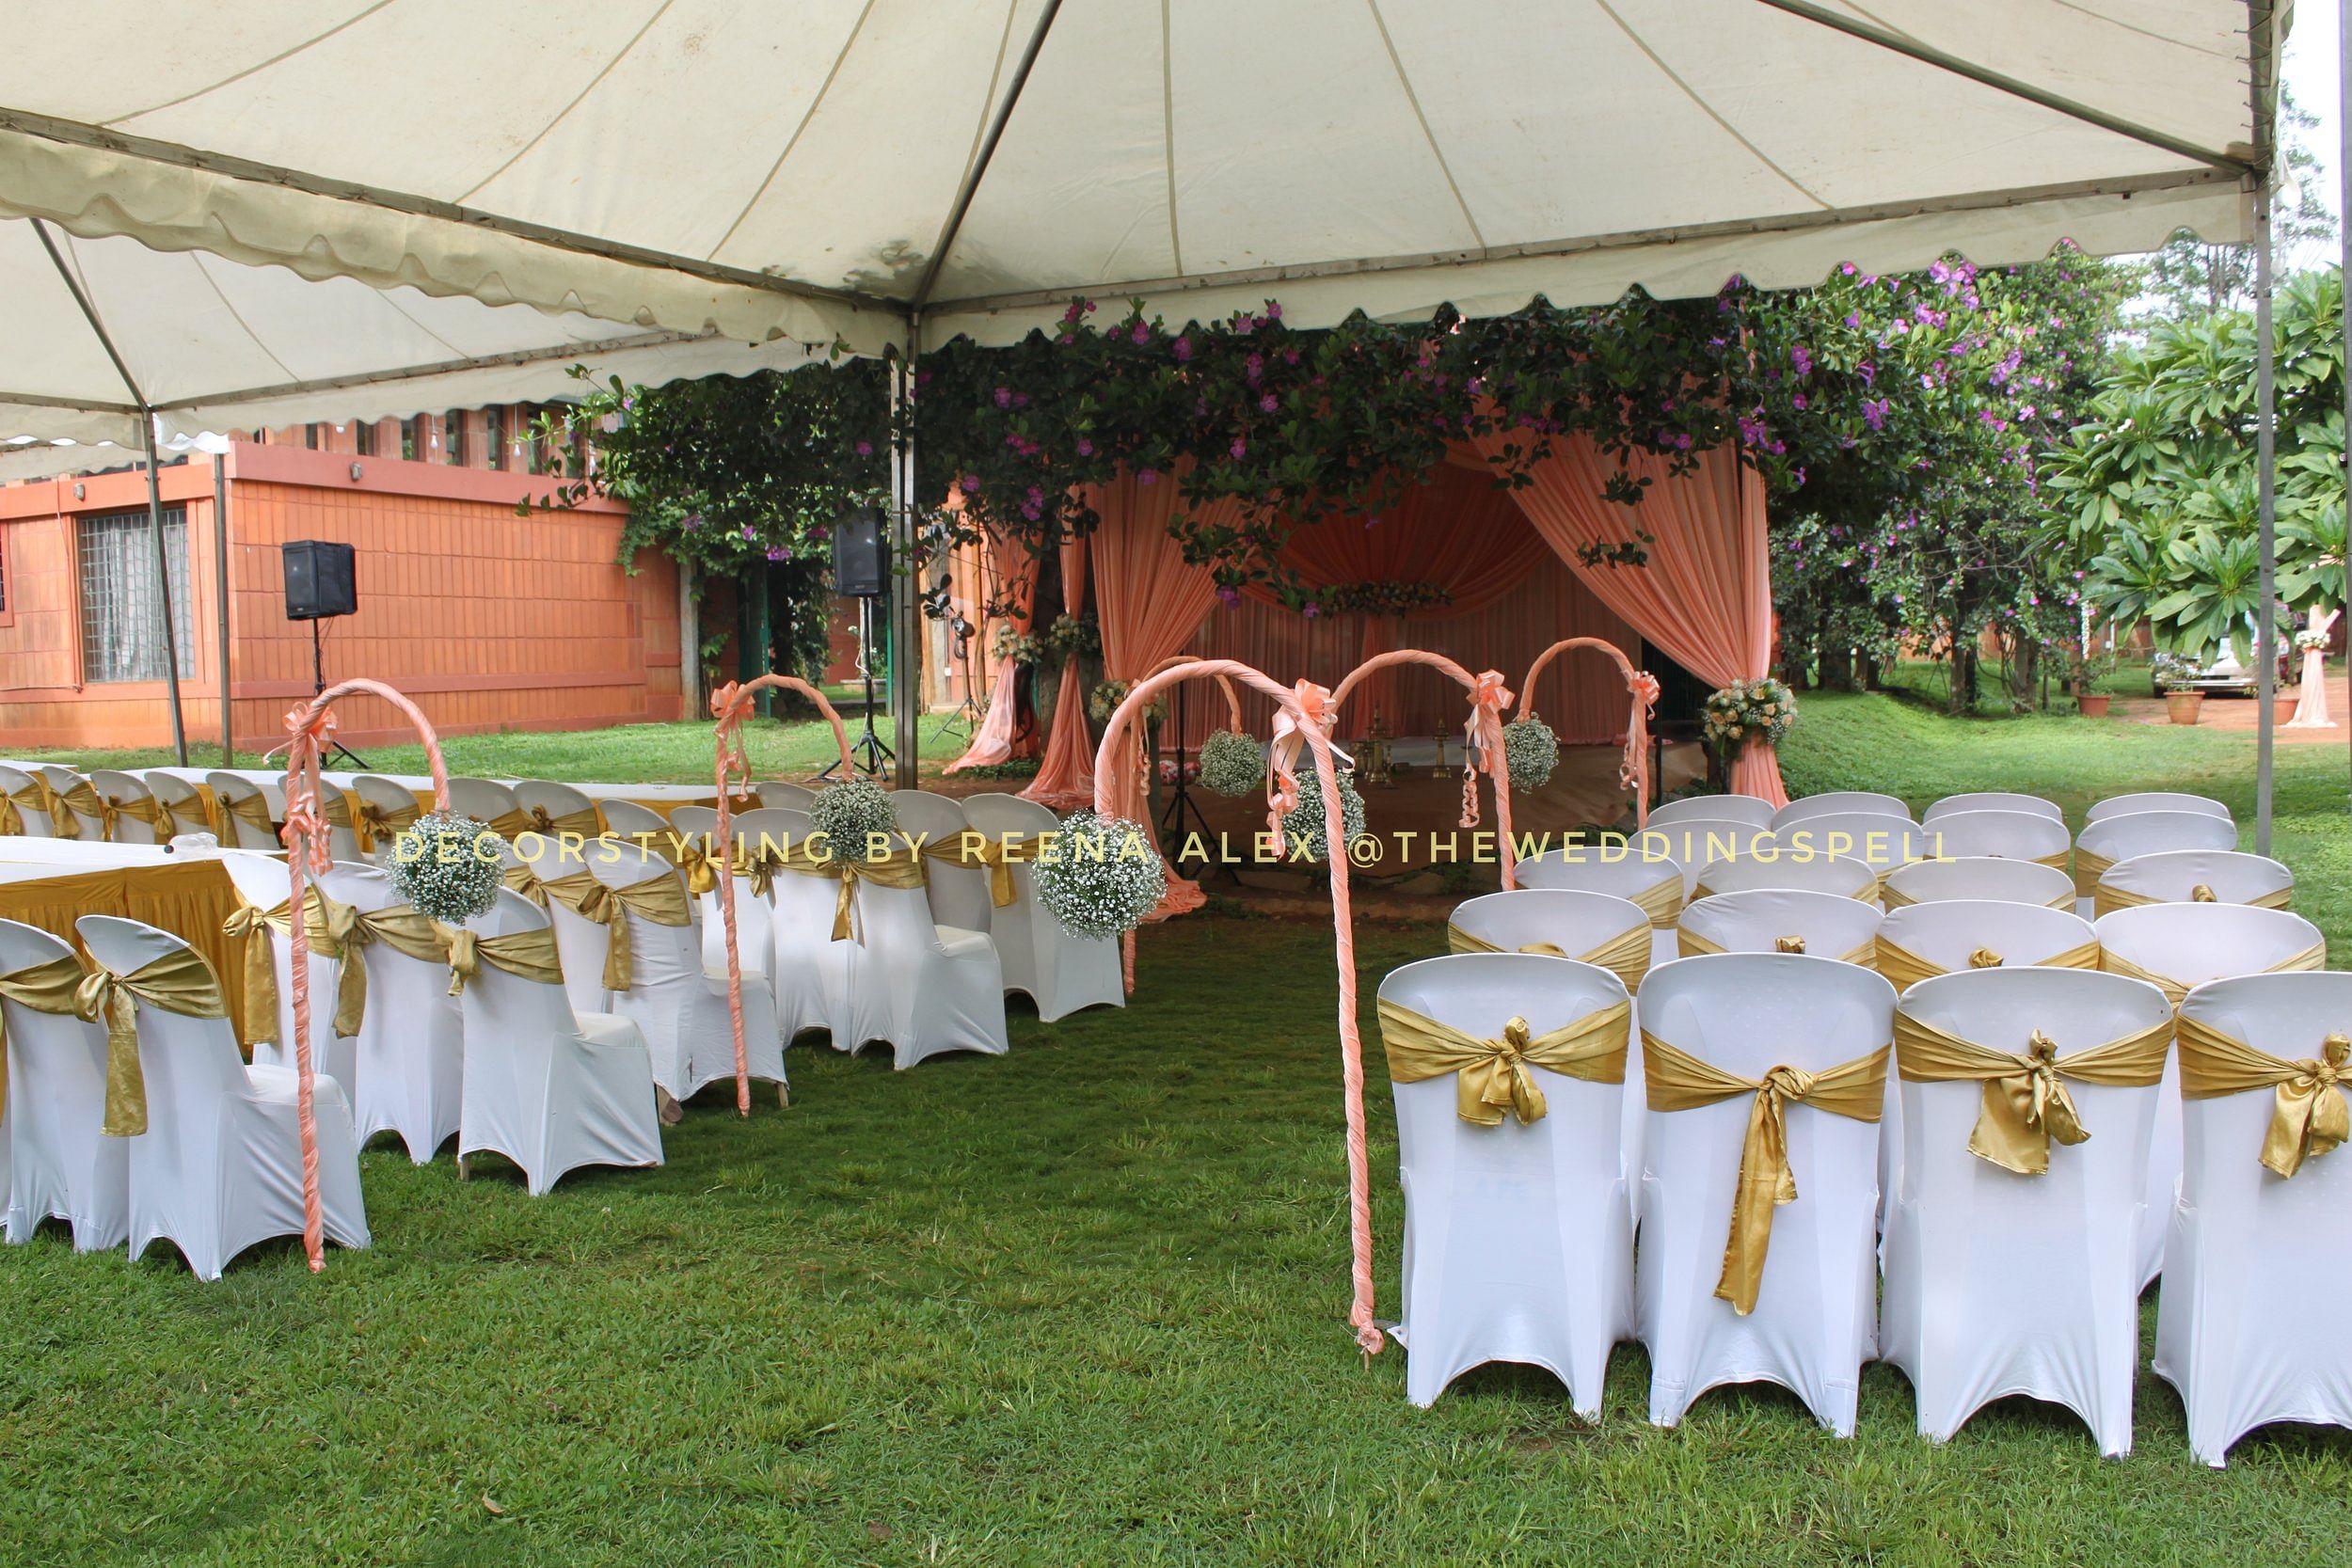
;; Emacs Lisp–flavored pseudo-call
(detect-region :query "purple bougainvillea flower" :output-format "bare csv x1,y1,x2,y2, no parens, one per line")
1863,398,1888,432
1130,322,1151,344
1136,467,1158,485
1076,437,1095,457
1259,394,1278,413
1216,583,1240,608
767,546,790,562
854,440,873,457
1302,600,1320,619
993,387,1012,407
1172,335,1192,362
961,473,982,494
1230,438,1248,459
1790,345,1813,376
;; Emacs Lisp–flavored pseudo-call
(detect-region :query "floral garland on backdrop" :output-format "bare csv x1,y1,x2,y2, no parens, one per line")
1312,581,1453,616
1703,678,1799,751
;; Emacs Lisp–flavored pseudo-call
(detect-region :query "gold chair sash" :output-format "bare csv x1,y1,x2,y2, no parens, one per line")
1691,876,1877,905
1625,869,1683,929
501,862,549,908
0,953,87,1123
315,900,453,1037
918,832,1040,908
1873,935,2099,993
222,896,297,1045
0,783,33,835
634,832,721,896
1378,996,1630,1126
2100,942,2324,1007
1881,879,2076,911
112,792,167,839
1446,920,1650,995
536,866,693,990
59,780,121,841
73,945,228,1136
442,923,566,995
780,839,930,942
2094,879,2291,918
1676,927,1875,966
146,784,214,842
2070,847,2112,899
525,802,605,840
1893,1011,2170,1175
222,788,282,845
1641,1029,1889,1315
346,792,421,854
2177,1019,2352,1179
488,806,535,842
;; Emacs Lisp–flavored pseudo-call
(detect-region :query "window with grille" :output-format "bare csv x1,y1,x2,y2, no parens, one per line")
78,511,193,684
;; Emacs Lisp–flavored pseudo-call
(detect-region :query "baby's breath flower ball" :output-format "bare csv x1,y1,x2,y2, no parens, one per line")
1033,811,1167,940
1197,728,1264,797
1502,717,1560,791
1279,761,1368,863
809,776,898,858
388,812,505,922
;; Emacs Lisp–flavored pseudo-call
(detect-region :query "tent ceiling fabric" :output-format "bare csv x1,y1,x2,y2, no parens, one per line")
0,0,2276,437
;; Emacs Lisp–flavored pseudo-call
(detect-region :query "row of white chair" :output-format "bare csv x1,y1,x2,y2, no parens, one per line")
1385,946,2345,1465
1648,788,2229,832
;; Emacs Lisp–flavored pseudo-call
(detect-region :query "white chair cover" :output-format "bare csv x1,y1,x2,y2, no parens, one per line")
216,850,355,1127
40,767,106,840
348,774,425,868
1678,888,1882,964
961,792,1122,1023
755,780,817,811
448,776,521,827
2074,809,2241,924
894,789,993,935
2097,902,2327,1288
1450,887,1652,1211
1648,795,1774,830
1681,849,1877,904
759,807,853,1044
313,861,463,1164
836,843,1010,1069
1665,823,1779,900
2087,791,2232,824
141,769,211,843
88,770,161,846
1636,953,1894,1435
0,919,127,1250
205,771,286,849
1769,814,1928,884
1772,791,1911,829
1380,953,1634,1410
597,797,675,849
453,888,663,1195
0,764,59,836
583,842,784,1104
514,835,614,1021
2157,972,2352,1466
682,806,771,996
1922,791,2063,823
1883,854,2076,910
1515,841,1687,971
77,913,368,1278
2097,849,2293,913
1883,968,2172,1455
1924,808,2072,864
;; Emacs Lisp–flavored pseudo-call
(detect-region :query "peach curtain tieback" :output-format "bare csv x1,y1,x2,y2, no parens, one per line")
1677,927,1876,966
535,867,692,990
779,840,929,942
1873,936,2099,993
2100,942,2323,1007
1641,1029,1888,1315
1893,1013,2170,1175
2095,880,2289,917
1377,997,1630,1127
0,953,87,1123
73,946,227,1137
441,924,566,996
2177,1021,2352,1179
918,832,1040,908
1446,921,1650,995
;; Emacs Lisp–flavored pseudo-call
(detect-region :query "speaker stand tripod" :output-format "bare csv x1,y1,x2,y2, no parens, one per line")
819,596,895,780
931,628,986,739
310,618,369,768
1154,679,1216,862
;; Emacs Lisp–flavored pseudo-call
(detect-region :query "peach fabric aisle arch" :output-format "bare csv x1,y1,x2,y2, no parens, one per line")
711,676,856,1114
1517,637,1662,828
278,678,453,1272
944,524,1042,773
1327,649,1521,891
1093,658,1386,1356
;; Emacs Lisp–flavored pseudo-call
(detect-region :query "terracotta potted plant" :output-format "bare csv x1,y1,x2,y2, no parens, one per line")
2274,691,2300,725
2079,690,2112,718
2164,683,2204,725
2070,649,2113,717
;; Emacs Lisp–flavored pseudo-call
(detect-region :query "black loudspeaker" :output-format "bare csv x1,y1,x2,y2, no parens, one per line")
282,540,358,621
833,505,890,598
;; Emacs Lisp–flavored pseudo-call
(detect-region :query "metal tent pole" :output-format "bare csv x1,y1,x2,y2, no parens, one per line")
144,419,190,767
890,323,923,784
213,452,232,765
2342,0,2351,820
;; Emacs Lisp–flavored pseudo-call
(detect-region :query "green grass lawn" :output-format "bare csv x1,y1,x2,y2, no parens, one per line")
4,689,2349,1566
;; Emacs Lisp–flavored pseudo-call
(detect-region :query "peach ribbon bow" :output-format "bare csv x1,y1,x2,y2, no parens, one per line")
1460,670,1514,830
1265,679,1347,842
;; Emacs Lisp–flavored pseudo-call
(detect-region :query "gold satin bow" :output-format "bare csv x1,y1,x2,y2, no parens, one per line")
0,784,28,836
2178,1021,2352,1178
0,953,87,1123
59,780,120,841
501,862,548,908
1774,935,1806,954
1677,927,1877,966
350,794,421,855
781,839,930,942
1445,921,1651,995
222,897,297,1045
441,923,566,996
1642,1029,1889,1315
1894,1012,2170,1174
2093,879,2290,917
1377,997,1630,1126
638,833,720,896
536,865,692,990
1871,935,2099,993
526,802,604,840
730,841,789,899
72,946,228,1136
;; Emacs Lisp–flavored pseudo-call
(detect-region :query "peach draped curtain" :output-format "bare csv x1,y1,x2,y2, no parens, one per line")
1473,431,1786,805
1022,528,1096,808
943,523,1041,773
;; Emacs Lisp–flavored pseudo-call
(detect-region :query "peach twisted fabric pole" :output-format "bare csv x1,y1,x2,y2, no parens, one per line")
279,678,450,1272
1329,649,1520,891
1516,636,1661,828
711,676,854,1116
1092,657,1385,1357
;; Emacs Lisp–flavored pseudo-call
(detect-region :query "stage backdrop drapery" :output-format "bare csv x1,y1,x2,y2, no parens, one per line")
1023,527,1096,809
1091,467,1236,916
1472,431,1786,805
943,522,1042,773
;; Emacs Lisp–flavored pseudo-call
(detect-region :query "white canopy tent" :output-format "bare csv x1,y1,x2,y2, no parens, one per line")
0,0,2299,826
